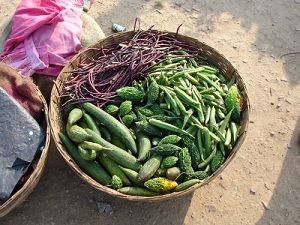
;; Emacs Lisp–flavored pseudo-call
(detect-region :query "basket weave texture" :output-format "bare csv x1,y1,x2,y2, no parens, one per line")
0,88,50,217
50,30,250,202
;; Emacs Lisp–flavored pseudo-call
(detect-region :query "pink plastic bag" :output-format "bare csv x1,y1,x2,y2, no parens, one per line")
0,0,85,77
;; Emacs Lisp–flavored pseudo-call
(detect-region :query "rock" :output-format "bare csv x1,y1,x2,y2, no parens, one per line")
261,201,270,210
250,187,256,195
80,12,106,48
0,87,45,203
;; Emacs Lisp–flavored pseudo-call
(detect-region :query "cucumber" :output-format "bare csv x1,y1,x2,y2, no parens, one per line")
59,132,111,185
133,126,151,162
119,166,142,186
172,179,201,192
66,123,91,143
111,134,127,150
79,141,112,151
85,128,142,172
63,104,75,119
67,108,83,125
138,154,163,182
98,152,132,186
82,112,101,136
117,187,160,197
99,125,112,142
82,102,137,154
77,146,99,161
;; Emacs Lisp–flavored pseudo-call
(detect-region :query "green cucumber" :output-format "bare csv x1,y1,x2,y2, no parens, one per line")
98,152,132,186
67,108,83,125
119,166,142,186
59,132,111,185
82,102,137,154
85,128,142,172
138,154,163,182
134,127,151,162
82,112,101,136
117,187,160,197
172,179,201,192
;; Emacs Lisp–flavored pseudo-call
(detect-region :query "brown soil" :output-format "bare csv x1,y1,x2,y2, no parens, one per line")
0,0,299,224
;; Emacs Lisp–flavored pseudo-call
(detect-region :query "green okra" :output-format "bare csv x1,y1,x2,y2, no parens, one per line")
148,118,194,139
197,72,224,95
174,86,200,107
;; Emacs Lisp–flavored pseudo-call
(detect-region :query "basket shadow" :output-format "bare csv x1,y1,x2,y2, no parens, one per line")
0,138,193,225
255,116,300,225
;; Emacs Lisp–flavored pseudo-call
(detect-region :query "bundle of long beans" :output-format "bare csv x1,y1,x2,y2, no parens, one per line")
60,28,204,108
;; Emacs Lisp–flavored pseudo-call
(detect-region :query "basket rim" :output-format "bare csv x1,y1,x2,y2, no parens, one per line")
49,29,250,202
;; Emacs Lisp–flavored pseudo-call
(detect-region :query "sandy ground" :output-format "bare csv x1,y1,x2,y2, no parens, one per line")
0,0,300,224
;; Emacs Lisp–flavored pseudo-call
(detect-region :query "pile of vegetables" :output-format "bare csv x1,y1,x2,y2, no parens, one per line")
58,29,244,196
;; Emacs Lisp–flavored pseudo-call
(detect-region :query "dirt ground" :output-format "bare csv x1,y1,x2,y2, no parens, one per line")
0,0,300,224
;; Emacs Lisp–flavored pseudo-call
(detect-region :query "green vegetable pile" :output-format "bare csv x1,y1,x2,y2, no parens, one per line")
59,52,243,197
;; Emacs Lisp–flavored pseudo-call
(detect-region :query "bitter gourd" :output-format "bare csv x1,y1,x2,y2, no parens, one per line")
144,177,178,193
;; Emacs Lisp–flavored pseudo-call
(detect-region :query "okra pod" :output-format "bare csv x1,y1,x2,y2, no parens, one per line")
148,118,194,139
169,67,205,80
198,144,217,169
209,106,217,132
202,65,219,74
219,141,226,156
197,72,225,96
218,109,233,135
182,108,194,129
224,128,232,146
174,86,200,107
230,121,238,144
173,95,189,115
183,72,200,86
216,108,226,120
160,85,181,116
204,105,211,125
203,127,212,156
196,129,205,161
191,120,221,143
199,87,216,95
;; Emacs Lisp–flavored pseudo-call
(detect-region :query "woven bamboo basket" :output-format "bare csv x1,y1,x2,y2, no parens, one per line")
0,88,50,217
49,30,250,202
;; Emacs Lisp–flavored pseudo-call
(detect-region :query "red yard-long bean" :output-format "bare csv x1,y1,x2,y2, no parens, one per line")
60,28,202,108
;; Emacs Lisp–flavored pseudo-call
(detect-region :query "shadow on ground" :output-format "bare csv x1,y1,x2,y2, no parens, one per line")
1,140,194,225
256,115,300,225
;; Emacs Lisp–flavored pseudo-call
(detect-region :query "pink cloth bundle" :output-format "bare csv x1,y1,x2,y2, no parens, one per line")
0,0,85,77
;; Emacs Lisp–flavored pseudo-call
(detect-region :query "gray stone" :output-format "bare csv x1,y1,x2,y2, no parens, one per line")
0,87,45,203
